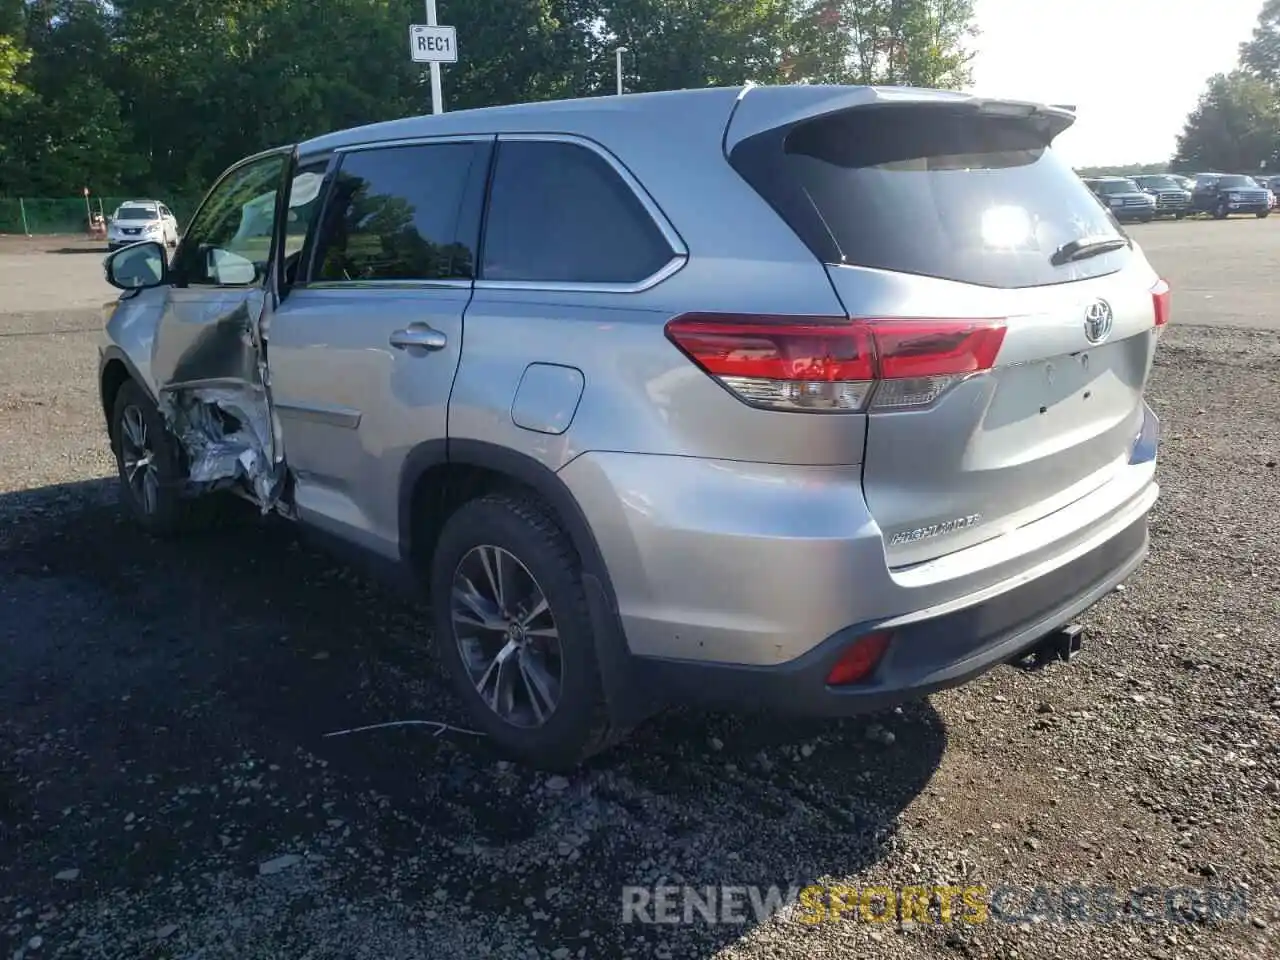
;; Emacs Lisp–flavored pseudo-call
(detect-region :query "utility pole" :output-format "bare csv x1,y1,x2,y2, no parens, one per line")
615,47,628,97
427,0,444,114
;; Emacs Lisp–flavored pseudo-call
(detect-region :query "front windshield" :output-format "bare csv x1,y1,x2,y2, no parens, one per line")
115,205,159,221
1219,175,1258,188
1137,176,1178,190
1096,180,1140,195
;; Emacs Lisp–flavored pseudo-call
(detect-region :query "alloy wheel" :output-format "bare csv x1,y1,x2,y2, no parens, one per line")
450,544,563,728
119,405,160,515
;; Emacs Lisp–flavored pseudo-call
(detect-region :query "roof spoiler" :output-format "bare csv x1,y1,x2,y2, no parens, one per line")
726,86,1078,152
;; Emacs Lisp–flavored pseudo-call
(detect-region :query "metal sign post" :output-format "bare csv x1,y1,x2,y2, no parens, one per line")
409,0,456,115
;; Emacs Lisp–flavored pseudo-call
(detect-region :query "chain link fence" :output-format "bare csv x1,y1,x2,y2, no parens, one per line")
0,196,201,235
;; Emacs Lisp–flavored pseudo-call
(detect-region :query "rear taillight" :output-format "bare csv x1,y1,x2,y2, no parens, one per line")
1151,278,1171,329
664,314,1006,413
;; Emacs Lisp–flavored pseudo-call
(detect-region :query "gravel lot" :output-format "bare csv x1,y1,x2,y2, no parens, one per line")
1,222,1278,960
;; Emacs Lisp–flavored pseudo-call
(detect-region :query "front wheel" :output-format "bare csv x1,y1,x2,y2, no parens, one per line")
111,379,195,536
1257,210,1270,219
429,494,622,770
1214,202,1229,220
1174,212,1187,220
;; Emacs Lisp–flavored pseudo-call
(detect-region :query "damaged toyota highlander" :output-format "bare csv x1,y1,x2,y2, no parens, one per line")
99,86,1165,770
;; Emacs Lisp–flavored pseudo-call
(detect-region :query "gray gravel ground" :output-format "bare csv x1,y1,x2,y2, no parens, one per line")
0,226,1278,960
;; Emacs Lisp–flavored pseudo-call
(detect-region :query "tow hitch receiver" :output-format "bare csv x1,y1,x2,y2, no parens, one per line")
1031,623,1086,666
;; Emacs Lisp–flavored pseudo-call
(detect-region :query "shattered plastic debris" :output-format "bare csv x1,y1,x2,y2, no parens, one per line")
162,388,284,510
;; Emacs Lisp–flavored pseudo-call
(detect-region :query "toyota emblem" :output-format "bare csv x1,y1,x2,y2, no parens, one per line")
1083,299,1114,345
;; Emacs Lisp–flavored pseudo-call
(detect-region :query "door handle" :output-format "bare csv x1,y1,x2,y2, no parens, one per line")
389,324,447,352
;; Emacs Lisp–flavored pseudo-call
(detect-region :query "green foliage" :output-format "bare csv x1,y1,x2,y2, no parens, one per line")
598,0,795,92
1166,2,1280,175
0,32,29,97
1172,71,1280,174
1240,0,1280,85
786,0,976,87
0,0,980,198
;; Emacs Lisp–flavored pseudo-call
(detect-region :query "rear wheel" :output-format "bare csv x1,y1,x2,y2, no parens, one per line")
430,493,621,770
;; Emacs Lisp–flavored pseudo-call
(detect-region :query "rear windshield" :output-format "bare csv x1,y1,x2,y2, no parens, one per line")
115,205,158,221
1218,175,1259,188
730,106,1129,289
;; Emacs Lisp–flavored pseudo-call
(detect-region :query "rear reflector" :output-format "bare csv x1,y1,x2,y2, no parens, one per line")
665,314,1006,412
1151,278,1171,328
825,631,892,686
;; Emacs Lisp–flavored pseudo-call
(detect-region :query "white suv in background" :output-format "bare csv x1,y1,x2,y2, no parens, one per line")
106,200,179,251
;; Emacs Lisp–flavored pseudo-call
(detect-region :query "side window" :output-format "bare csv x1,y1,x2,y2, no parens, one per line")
172,153,288,287
311,143,480,282
481,140,674,285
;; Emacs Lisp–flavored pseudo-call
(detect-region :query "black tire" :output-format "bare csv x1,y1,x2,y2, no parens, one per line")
1257,210,1270,219
1175,212,1186,220
430,493,622,770
110,379,196,536
1214,202,1229,220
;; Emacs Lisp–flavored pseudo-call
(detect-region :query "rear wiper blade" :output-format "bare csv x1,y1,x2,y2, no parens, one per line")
1050,235,1130,266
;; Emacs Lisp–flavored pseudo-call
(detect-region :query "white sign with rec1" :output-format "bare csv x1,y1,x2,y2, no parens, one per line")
410,24,458,63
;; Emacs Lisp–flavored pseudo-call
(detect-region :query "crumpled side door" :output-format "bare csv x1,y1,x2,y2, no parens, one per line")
148,147,299,506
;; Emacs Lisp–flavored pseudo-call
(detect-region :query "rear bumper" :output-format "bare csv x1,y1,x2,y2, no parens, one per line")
634,513,1148,716
561,401,1160,673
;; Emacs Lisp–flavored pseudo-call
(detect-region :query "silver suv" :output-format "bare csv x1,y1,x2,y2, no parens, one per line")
98,85,1165,769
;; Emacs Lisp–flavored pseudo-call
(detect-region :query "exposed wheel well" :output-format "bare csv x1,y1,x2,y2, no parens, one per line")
407,464,581,577
100,358,132,439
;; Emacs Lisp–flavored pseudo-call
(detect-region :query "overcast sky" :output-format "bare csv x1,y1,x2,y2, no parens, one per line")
969,0,1264,166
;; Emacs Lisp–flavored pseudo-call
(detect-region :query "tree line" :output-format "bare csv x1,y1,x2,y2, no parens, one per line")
1074,163,1170,178
0,0,976,199
1173,0,1280,174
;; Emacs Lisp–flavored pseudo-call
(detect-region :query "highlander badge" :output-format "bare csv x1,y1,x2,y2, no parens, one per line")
889,514,982,546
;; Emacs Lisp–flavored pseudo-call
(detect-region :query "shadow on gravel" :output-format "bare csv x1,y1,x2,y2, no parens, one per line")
0,478,946,958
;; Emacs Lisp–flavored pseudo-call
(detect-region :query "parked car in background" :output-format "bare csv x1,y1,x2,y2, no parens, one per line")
96,86,1164,768
1088,177,1157,222
1132,175,1192,219
1190,173,1271,219
106,200,180,251
1170,174,1195,193
1263,175,1280,209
